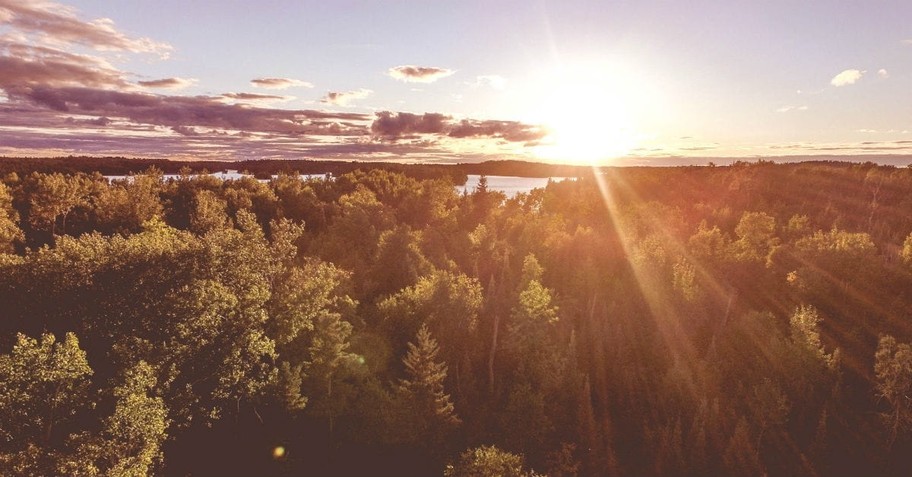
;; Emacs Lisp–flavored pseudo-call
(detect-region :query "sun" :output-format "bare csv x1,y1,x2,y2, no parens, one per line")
529,63,642,165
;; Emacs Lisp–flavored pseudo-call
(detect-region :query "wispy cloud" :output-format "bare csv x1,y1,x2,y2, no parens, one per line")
221,92,293,102
0,0,171,57
0,2,557,162
9,85,370,135
138,77,197,89
856,128,904,134
830,69,864,87
388,65,455,83
469,75,507,89
250,77,313,89
776,105,808,113
878,68,889,79
321,88,372,106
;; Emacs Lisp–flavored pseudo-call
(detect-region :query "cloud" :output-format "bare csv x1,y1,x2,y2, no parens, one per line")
470,75,507,89
903,39,912,45
7,85,371,136
830,69,864,87
170,125,201,136
138,77,197,89
856,128,901,134
0,54,128,90
388,65,455,83
0,3,555,162
878,68,889,78
371,112,545,143
221,92,292,102
0,0,171,56
321,88,372,106
371,112,449,137
448,119,546,142
776,105,808,113
61,115,111,127
768,140,912,153
250,77,313,89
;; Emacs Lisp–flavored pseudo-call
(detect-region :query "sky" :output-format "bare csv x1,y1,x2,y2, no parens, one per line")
1,0,911,166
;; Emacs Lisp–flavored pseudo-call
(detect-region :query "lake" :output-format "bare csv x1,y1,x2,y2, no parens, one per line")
459,175,573,198
105,171,573,198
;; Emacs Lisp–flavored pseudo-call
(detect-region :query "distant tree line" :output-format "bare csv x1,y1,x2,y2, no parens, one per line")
1,160,912,475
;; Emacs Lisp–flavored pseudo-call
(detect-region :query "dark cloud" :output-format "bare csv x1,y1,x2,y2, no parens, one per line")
371,112,449,138
250,77,313,89
138,77,196,89
0,54,127,89
448,119,546,142
388,65,455,83
0,5,547,162
7,85,372,136
64,115,111,127
371,112,544,143
0,0,170,55
171,125,201,136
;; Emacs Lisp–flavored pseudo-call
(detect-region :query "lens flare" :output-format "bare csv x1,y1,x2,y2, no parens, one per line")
272,446,286,459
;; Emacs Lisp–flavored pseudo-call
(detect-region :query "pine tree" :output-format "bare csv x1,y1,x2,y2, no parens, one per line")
722,418,764,477
874,335,912,449
399,324,460,427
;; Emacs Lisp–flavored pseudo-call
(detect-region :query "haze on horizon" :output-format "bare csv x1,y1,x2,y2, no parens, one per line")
1,0,911,166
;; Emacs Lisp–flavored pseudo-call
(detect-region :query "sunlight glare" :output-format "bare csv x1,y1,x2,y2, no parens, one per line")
530,63,642,165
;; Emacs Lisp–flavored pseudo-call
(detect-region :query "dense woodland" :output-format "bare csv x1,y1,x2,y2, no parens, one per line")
0,156,592,181
2,160,912,476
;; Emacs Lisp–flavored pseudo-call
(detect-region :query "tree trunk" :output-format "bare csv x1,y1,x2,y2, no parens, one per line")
488,312,499,394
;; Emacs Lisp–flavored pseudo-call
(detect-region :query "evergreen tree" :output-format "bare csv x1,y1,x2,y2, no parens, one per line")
399,324,460,428
875,335,912,448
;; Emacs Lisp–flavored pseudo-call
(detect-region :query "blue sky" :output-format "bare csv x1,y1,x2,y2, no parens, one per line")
1,0,911,164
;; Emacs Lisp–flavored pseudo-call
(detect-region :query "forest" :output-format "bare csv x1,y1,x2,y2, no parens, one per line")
1,159,912,476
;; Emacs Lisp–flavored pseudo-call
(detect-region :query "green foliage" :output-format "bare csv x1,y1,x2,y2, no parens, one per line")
688,220,728,259
672,258,699,302
0,332,93,475
367,225,432,298
189,189,229,235
722,418,764,477
902,232,912,265
0,182,23,253
0,332,92,445
732,211,779,263
2,163,912,475
790,305,836,367
444,445,539,477
396,324,459,450
95,169,164,234
27,172,97,236
63,361,169,477
875,335,912,447
379,269,483,360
